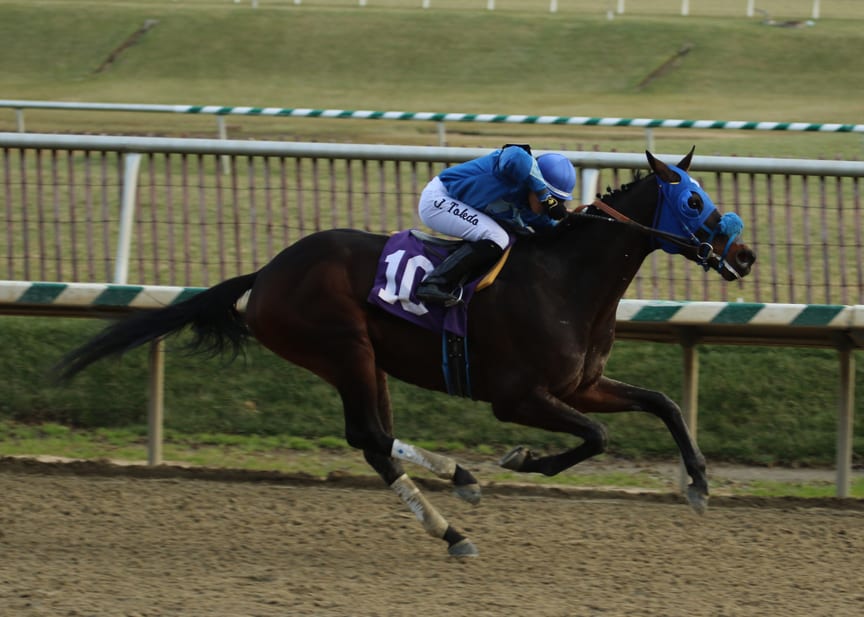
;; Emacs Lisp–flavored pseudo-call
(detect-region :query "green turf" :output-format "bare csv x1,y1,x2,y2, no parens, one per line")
2,316,861,467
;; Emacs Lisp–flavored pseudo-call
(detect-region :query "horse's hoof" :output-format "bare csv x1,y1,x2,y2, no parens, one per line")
448,538,479,557
453,483,481,505
499,446,529,471
686,485,709,515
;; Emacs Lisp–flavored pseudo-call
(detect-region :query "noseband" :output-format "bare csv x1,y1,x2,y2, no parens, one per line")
695,211,744,273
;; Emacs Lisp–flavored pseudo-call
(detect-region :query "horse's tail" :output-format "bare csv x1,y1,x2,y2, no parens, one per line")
54,271,259,381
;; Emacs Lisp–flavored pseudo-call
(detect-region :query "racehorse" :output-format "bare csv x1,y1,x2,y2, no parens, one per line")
56,149,755,557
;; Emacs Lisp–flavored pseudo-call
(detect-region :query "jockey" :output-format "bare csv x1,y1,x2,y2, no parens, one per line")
416,144,577,306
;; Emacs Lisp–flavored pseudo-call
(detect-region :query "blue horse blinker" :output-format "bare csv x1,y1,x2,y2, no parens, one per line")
653,165,744,272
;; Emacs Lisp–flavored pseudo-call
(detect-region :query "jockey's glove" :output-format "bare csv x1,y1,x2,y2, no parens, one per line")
543,196,568,221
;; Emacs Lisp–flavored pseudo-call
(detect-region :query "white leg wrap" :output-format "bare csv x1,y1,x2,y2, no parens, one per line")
390,474,449,538
391,438,457,479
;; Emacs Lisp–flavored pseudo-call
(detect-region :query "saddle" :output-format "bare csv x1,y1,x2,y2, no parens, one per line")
367,230,513,398
407,230,512,292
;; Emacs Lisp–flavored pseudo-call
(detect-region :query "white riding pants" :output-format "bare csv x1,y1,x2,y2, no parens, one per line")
418,177,510,250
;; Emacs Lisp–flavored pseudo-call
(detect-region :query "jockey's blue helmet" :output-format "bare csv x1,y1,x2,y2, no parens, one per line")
537,153,576,201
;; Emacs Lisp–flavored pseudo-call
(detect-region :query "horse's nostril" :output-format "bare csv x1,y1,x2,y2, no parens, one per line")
737,248,756,268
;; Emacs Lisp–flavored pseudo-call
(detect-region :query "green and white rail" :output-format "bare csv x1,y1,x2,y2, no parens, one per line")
2,280,862,341
3,100,862,148
4,100,862,132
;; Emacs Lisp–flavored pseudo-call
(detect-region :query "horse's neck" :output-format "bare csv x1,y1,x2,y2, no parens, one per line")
561,220,651,308
561,181,657,306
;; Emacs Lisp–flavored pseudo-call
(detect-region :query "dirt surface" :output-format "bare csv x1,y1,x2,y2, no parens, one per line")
1,458,863,617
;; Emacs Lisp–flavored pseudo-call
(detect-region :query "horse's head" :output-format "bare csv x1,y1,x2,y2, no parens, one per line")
647,148,756,281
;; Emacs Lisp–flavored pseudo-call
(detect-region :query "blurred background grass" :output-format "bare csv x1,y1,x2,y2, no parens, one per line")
1,0,863,157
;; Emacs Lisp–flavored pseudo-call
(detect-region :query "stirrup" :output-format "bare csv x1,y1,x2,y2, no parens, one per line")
417,283,464,307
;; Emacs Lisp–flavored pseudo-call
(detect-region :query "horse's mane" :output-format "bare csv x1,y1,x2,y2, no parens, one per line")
593,170,648,208
520,171,650,245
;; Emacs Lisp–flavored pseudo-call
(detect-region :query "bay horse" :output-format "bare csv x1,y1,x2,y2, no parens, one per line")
56,149,755,557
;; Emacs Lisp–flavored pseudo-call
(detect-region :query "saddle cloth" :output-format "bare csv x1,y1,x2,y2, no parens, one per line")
366,230,511,337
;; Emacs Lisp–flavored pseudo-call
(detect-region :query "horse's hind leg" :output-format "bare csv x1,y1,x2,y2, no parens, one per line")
366,451,478,557
342,360,478,556
372,371,481,505
249,286,477,553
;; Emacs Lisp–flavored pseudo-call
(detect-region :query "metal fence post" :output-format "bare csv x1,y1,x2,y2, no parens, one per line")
580,167,600,205
147,339,165,466
679,332,700,491
217,115,230,174
115,153,142,285
645,128,655,152
836,342,855,497
116,151,166,466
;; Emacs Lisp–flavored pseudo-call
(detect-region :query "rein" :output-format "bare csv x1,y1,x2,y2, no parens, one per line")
578,199,715,257
573,198,737,277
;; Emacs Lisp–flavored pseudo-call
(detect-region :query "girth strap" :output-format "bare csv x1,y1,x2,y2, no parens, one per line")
442,331,471,398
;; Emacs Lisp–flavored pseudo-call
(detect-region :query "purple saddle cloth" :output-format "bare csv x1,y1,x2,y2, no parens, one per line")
367,230,480,337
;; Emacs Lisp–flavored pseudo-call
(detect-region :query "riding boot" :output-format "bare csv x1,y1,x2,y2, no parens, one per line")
416,239,504,306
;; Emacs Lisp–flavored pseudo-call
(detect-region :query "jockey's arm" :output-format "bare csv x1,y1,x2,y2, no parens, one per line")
528,191,569,221
527,191,544,215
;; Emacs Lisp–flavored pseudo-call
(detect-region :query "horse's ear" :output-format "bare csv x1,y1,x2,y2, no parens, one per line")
646,150,681,183
676,146,696,171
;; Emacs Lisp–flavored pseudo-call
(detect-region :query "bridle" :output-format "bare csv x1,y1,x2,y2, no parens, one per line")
573,194,744,279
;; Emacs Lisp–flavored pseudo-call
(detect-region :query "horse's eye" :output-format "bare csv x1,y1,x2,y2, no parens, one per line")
687,192,703,211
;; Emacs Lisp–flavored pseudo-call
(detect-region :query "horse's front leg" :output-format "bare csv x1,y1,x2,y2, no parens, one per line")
562,376,708,514
493,386,610,476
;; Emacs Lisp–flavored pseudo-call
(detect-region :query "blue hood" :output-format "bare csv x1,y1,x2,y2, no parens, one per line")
652,165,718,254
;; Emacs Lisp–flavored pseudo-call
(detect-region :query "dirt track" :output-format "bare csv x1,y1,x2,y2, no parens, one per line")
1,460,862,617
